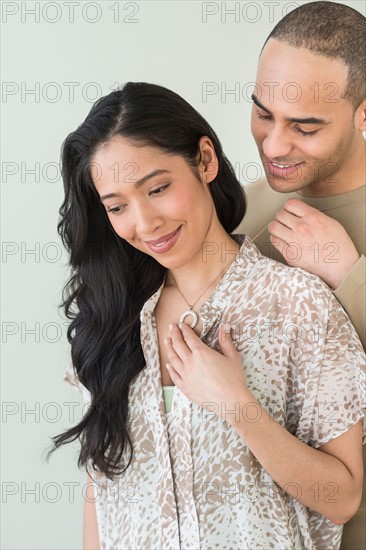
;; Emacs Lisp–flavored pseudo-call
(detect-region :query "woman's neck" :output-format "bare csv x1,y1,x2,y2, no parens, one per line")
165,229,241,300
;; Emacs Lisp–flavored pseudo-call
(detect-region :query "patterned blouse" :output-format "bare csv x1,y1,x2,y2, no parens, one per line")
65,234,366,550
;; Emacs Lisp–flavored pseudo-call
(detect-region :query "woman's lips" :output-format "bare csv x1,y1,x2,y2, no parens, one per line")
145,226,182,254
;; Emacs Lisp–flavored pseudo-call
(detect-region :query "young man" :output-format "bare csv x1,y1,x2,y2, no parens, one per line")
234,2,365,549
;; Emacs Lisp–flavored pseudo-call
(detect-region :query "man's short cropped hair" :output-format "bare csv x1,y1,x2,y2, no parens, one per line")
262,1,366,110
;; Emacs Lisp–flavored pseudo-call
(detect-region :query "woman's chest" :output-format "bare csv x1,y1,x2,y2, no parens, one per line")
153,289,203,386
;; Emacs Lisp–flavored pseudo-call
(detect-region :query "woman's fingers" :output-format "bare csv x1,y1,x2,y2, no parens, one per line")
165,361,182,386
164,322,204,379
177,322,203,352
164,336,184,373
166,322,198,362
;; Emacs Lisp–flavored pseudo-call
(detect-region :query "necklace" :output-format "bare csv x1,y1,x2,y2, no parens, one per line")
169,253,238,328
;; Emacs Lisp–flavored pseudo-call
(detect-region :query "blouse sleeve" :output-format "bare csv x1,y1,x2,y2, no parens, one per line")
296,289,366,449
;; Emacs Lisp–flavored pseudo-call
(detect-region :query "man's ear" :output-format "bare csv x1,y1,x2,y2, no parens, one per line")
355,99,366,133
198,136,219,184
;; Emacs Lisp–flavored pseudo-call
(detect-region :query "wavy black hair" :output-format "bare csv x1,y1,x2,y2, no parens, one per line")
48,82,246,479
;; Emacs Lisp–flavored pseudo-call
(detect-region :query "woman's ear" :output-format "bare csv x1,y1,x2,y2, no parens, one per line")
198,136,219,184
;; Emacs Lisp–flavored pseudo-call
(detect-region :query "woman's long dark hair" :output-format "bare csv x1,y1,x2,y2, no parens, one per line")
48,82,246,479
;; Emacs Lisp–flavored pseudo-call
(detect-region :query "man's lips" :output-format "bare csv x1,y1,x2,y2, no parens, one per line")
264,158,304,177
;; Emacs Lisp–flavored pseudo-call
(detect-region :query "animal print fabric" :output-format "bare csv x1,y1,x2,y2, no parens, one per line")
65,234,366,550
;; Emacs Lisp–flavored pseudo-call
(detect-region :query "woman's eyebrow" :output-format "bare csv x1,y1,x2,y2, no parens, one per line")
100,169,171,202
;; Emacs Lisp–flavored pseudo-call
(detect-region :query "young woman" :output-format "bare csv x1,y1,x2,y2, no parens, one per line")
51,82,365,550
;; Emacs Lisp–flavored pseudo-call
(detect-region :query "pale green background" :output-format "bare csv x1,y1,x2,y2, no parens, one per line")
1,1,365,548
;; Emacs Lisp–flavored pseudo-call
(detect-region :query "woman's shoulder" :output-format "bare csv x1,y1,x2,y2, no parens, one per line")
236,235,335,313
240,236,331,289
232,238,363,356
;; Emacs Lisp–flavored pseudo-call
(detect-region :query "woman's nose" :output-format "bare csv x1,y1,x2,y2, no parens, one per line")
133,200,164,237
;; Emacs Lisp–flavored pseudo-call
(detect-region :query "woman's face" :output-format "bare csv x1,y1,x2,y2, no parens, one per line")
91,135,219,269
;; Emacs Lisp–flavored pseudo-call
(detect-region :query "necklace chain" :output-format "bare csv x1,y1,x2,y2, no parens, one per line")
167,241,240,328
169,248,239,310
170,270,220,310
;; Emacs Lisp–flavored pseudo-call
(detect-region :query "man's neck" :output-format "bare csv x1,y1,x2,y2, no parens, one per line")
298,181,365,198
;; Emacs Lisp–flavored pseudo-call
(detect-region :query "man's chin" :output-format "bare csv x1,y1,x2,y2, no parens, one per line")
265,172,308,194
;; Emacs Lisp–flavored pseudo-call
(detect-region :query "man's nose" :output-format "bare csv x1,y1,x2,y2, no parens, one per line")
262,124,293,160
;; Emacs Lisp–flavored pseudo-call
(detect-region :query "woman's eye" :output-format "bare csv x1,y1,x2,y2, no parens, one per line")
149,184,170,195
107,205,126,215
106,185,170,215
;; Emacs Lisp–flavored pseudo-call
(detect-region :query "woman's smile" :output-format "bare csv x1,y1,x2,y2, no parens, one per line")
144,225,183,253
92,134,233,274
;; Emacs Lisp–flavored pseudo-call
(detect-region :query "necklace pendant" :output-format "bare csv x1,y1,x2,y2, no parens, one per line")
179,306,198,328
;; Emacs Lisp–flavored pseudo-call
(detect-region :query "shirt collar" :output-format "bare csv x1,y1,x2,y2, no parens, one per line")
140,234,260,322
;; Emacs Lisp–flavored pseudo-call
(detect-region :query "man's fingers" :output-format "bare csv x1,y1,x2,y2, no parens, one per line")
269,233,288,252
283,198,314,217
269,234,301,265
268,219,293,242
275,208,298,229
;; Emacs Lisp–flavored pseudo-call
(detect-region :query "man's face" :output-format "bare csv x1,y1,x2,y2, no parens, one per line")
251,39,361,196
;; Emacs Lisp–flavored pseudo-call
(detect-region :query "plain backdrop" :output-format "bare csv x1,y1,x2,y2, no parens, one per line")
1,1,365,548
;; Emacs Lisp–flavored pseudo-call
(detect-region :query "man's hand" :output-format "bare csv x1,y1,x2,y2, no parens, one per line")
268,198,360,290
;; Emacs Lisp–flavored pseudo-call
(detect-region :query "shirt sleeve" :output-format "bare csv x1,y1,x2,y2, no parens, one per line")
299,291,366,449
333,254,366,351
64,363,92,409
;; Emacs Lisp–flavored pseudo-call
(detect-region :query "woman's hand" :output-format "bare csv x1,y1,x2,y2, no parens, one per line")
164,323,364,525
164,322,250,420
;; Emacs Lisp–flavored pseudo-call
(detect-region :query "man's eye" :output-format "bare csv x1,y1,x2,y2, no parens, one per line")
256,110,272,121
296,127,319,137
149,184,170,195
